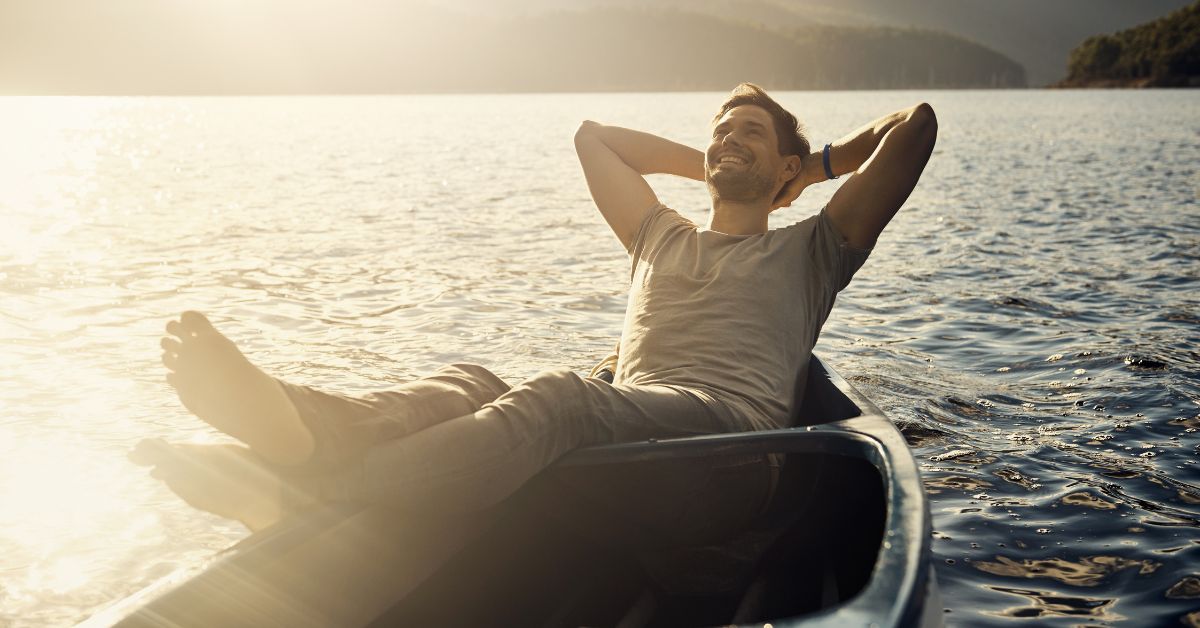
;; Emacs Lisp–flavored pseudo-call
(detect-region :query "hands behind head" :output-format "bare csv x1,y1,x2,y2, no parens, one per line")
770,152,827,212
770,170,807,212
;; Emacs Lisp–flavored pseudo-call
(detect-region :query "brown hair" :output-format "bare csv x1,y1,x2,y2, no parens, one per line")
713,83,810,158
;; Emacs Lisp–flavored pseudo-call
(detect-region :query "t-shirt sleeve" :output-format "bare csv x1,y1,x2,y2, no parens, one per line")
809,206,873,292
627,203,690,281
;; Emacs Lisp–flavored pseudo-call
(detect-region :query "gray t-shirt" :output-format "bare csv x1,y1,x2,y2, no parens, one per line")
614,203,871,428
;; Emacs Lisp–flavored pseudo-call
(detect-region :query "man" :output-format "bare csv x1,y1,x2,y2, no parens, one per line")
134,84,936,534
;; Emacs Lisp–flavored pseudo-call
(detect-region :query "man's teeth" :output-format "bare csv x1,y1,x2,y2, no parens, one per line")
719,156,747,165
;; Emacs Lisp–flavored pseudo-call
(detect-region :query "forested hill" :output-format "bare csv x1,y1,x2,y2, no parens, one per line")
0,2,1024,94
1057,1,1200,87
445,0,1193,86
444,9,1026,92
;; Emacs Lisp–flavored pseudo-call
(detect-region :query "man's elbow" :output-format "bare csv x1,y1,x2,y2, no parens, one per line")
574,120,602,145
908,103,938,144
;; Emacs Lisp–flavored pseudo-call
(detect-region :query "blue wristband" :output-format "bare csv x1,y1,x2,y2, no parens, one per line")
823,144,838,180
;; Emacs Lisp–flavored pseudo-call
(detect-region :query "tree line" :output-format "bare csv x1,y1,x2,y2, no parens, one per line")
1060,0,1199,87
369,8,1026,93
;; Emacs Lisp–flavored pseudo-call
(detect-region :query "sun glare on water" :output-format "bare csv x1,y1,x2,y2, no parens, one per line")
0,434,161,603
0,96,210,625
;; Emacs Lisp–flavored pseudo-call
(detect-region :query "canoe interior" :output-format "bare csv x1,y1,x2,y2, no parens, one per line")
373,358,887,627
374,451,886,627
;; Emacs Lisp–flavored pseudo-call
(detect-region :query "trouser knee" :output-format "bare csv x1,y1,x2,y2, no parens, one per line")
440,362,511,406
524,367,590,400
493,367,598,435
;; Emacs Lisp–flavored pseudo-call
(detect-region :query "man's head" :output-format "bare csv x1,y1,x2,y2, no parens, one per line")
705,83,809,206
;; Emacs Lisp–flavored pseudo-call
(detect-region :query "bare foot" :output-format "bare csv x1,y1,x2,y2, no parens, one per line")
161,311,315,466
130,439,299,532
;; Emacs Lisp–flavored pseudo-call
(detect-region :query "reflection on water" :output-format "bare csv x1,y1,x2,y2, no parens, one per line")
986,585,1118,620
1167,575,1200,599
974,555,1159,587
1061,491,1118,510
1,91,1198,625
924,475,993,493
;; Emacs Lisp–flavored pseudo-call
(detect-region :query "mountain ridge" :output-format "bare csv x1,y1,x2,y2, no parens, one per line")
438,0,1194,86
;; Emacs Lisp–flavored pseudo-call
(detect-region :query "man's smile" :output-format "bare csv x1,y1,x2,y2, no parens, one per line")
713,152,751,168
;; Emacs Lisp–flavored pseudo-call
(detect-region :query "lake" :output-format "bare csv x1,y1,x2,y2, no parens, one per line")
0,89,1197,626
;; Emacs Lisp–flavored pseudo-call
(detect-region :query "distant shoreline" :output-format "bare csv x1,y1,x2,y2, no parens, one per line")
8,85,1200,97
1,86,1043,98
1052,78,1200,88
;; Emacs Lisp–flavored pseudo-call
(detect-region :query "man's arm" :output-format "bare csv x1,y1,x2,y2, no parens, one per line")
823,104,938,249
574,121,704,251
774,104,937,249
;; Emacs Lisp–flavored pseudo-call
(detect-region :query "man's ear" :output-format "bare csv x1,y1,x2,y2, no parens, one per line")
770,154,806,212
780,154,802,183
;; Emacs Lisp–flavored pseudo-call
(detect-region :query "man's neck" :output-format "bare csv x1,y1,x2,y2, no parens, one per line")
705,198,771,235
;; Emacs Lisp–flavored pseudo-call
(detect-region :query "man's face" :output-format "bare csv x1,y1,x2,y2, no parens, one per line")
705,105,787,203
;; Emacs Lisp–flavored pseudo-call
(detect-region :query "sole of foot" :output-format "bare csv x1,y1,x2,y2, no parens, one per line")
160,311,316,467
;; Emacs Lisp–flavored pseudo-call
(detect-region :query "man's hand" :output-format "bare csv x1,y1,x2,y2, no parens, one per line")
770,152,823,211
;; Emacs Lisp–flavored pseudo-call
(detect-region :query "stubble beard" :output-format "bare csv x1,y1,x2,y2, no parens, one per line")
707,167,776,204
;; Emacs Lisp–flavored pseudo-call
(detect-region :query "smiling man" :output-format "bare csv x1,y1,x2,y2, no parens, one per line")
136,84,936,536
575,83,936,431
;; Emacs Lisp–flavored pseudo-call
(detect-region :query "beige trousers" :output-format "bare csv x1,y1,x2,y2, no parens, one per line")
278,363,775,523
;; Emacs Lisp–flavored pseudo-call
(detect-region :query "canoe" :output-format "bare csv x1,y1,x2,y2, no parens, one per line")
84,355,940,627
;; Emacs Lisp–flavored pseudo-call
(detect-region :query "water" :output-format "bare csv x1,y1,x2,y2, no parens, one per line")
0,90,1197,626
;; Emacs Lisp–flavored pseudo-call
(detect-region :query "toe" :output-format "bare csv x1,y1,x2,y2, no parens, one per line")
130,438,171,466
165,320,189,341
181,311,215,334
160,337,183,369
